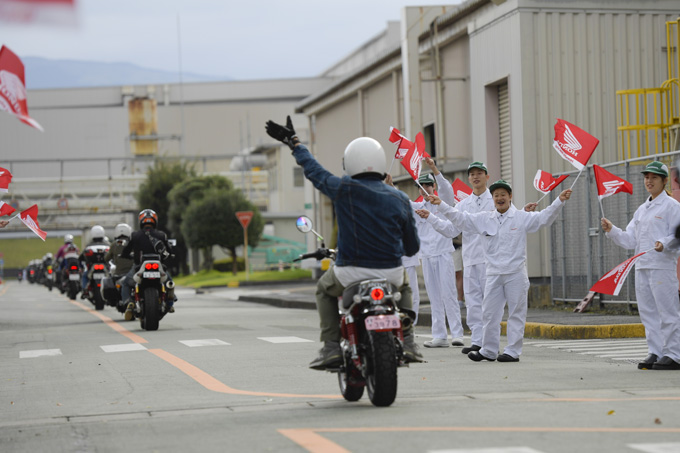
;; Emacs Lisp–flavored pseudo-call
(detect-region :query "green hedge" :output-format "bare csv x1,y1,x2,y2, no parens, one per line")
213,257,245,272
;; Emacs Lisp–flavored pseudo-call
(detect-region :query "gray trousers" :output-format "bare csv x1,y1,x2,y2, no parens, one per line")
315,266,413,342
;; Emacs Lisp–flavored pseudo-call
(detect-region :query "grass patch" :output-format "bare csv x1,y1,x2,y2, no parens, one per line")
0,237,75,268
174,268,312,288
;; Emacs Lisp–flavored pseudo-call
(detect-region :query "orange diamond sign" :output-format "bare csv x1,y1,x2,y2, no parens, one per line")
235,211,253,229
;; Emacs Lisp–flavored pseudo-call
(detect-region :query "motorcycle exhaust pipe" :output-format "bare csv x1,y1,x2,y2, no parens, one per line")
165,280,175,301
399,311,414,330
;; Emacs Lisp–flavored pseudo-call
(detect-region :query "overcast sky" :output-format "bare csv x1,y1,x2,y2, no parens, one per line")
1,0,463,80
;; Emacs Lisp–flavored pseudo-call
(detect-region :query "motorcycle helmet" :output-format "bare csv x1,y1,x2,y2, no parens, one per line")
114,223,132,239
342,137,386,178
64,234,74,244
139,209,158,229
45,252,53,260
90,225,106,241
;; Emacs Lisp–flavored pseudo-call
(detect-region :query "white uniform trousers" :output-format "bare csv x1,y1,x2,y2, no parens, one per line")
405,265,421,325
464,263,486,347
635,268,680,362
479,269,530,360
422,253,464,339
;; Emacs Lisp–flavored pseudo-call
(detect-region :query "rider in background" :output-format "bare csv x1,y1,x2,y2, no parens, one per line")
105,223,135,311
78,225,110,298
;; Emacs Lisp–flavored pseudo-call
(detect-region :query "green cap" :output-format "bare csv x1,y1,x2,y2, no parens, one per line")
489,179,512,194
467,161,488,174
641,161,668,177
418,173,435,185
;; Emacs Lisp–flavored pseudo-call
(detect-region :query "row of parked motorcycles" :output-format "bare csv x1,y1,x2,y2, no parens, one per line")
24,239,174,331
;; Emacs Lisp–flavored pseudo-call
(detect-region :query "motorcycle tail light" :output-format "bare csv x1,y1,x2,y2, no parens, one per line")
370,287,384,301
145,263,152,270
71,265,78,270
48,269,53,274
152,263,159,270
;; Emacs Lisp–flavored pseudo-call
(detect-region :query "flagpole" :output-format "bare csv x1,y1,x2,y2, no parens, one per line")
568,168,584,190
387,157,396,175
598,198,605,219
536,192,549,204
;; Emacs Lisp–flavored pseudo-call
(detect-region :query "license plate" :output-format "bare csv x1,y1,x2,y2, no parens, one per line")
69,274,80,281
143,272,160,278
365,314,401,331
92,273,105,279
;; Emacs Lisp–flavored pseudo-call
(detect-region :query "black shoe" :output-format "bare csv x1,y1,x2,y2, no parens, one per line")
461,344,481,354
309,341,342,370
468,351,495,362
637,353,658,370
652,356,680,370
497,353,520,362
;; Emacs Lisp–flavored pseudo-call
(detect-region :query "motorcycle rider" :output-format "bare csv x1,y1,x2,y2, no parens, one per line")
55,234,79,287
265,116,422,369
79,225,110,299
120,209,175,321
105,223,135,311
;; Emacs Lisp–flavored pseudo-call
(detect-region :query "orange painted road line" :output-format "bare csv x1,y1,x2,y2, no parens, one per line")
149,348,340,399
68,298,148,344
279,426,680,453
68,296,341,400
0,285,8,297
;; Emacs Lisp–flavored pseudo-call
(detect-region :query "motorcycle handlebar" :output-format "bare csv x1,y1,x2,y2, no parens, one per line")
293,248,334,262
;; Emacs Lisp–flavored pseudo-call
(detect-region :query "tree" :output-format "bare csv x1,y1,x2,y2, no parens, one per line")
181,188,263,273
167,175,234,274
137,160,195,274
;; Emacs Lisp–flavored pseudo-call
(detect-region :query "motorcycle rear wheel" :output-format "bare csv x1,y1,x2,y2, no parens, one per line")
93,287,105,311
366,331,398,407
142,287,160,331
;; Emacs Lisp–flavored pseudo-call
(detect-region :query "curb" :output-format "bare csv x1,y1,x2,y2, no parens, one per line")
237,295,645,340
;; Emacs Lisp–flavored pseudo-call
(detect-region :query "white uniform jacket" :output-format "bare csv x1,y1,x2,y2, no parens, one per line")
433,197,565,276
411,199,460,258
453,189,494,268
606,191,680,270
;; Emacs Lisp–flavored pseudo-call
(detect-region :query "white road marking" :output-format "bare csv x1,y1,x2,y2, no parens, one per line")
529,339,648,364
257,336,313,344
628,442,680,453
100,344,147,353
179,339,231,347
20,349,62,358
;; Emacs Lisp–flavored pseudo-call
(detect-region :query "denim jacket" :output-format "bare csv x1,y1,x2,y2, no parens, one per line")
292,144,419,268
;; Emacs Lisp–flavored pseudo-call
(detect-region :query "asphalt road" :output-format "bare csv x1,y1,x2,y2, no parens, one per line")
1,281,679,453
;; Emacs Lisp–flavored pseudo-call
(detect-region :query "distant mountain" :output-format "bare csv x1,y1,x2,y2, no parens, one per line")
23,57,230,89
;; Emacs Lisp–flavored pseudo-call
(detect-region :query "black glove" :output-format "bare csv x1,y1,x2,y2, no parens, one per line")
265,115,300,150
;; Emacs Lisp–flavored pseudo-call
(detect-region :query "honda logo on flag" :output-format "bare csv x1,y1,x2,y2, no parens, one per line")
590,251,646,296
533,170,569,194
0,46,43,131
552,119,598,171
452,178,473,203
593,165,633,200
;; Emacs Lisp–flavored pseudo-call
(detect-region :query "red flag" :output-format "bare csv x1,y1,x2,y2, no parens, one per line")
533,170,569,194
19,204,46,240
552,119,598,170
593,165,633,200
400,138,425,181
590,252,646,296
452,178,473,203
0,200,16,216
0,0,77,27
0,46,44,131
395,138,415,159
0,167,12,192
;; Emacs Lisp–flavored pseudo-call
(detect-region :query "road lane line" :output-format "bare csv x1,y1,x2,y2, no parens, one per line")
101,344,148,353
148,348,340,399
179,339,231,347
277,427,680,453
67,299,148,344
258,336,313,343
20,349,62,358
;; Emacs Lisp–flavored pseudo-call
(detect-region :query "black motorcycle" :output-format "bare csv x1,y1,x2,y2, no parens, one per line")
81,244,110,310
294,216,411,407
130,253,175,331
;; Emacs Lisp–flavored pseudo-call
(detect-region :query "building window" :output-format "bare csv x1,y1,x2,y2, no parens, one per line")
424,123,436,158
293,167,304,187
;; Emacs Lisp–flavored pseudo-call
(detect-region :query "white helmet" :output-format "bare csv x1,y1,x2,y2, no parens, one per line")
90,225,106,241
64,234,74,244
45,252,53,259
114,223,132,239
342,137,386,177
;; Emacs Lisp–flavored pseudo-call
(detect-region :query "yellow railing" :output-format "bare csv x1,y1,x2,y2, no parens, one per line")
616,17,680,159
